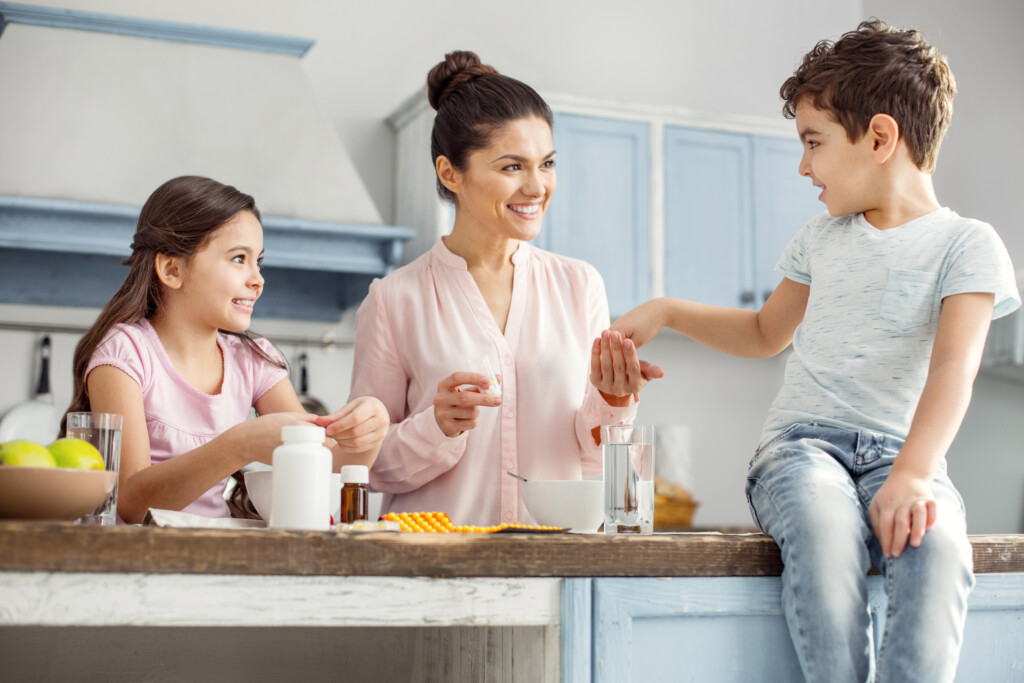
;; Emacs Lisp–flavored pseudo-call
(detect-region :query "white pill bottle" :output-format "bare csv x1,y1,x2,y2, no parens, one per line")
269,425,332,530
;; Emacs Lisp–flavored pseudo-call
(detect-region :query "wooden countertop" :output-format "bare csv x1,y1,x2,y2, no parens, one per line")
3,522,1023,578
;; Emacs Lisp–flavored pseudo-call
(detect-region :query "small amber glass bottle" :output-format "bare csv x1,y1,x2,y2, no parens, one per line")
339,465,370,523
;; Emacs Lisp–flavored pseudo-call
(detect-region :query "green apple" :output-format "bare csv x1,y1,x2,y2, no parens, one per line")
47,437,104,470
0,440,57,468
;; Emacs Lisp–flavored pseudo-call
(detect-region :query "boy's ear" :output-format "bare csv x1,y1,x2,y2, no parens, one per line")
435,155,461,196
153,253,185,289
868,114,900,164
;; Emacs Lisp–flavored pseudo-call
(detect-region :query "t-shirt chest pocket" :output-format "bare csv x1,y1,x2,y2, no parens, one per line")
879,268,940,328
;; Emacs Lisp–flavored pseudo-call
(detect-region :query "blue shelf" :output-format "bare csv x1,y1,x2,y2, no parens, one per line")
0,196,415,321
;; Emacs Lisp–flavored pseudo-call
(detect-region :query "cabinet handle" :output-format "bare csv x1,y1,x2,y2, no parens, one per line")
740,291,755,304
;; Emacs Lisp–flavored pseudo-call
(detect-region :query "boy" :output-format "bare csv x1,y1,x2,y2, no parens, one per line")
614,20,1020,682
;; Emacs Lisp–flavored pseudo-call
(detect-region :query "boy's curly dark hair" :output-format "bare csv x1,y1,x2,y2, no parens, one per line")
781,19,956,173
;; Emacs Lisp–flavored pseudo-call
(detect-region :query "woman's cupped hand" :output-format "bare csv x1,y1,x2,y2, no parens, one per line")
590,330,664,407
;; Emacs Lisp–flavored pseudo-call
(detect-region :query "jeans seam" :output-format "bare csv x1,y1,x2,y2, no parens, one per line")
754,479,819,681
877,557,895,676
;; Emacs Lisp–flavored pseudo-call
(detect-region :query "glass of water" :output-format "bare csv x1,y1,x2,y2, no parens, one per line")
602,424,655,535
67,412,123,526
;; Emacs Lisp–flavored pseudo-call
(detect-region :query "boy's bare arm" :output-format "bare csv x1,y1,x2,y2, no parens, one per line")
611,277,809,358
869,291,995,558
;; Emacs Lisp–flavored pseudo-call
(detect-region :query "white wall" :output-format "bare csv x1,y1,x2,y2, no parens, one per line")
861,0,1024,533
3,0,1022,530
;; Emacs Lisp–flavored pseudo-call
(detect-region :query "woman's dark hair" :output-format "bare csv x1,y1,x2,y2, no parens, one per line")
64,175,284,429
427,50,553,202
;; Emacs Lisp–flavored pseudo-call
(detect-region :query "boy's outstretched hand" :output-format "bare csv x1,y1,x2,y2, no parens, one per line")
869,469,938,558
610,299,668,348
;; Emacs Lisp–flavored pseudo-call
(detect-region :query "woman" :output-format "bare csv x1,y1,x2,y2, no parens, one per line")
324,51,660,526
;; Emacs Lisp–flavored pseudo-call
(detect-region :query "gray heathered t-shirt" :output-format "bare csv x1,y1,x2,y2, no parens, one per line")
761,208,1020,442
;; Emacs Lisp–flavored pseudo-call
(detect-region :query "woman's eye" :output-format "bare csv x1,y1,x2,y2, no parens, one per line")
502,163,521,172
542,159,556,169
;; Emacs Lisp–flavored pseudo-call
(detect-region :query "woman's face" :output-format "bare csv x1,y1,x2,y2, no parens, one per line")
449,116,556,243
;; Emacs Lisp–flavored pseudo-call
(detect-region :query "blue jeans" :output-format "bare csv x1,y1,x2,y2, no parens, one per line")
745,424,974,683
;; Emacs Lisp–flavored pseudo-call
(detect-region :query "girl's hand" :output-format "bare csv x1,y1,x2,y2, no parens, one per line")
869,470,938,558
590,330,664,406
432,371,502,437
234,411,320,465
316,396,390,455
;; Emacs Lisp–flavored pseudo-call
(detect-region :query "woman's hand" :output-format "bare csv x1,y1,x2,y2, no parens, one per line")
433,371,502,437
590,330,664,406
316,396,390,455
869,469,938,558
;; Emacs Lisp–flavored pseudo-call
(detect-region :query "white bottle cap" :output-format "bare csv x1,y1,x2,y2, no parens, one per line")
340,464,369,484
280,425,326,443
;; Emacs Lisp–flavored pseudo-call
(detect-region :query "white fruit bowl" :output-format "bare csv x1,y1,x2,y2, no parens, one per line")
0,466,116,521
519,479,604,532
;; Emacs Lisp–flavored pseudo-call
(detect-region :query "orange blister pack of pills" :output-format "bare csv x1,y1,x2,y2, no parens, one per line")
381,511,566,533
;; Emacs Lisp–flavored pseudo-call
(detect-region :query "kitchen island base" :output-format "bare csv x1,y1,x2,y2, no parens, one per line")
1,524,1021,681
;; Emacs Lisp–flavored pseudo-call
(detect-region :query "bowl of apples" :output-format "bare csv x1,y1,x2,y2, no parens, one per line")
0,438,116,521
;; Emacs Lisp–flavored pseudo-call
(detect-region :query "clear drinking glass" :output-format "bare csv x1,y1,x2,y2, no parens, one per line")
67,412,123,526
602,424,655,535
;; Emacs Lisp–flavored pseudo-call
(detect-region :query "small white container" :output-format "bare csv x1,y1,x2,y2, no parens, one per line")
269,425,332,530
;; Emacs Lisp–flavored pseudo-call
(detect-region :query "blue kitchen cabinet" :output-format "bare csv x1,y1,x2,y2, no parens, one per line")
664,127,820,308
752,135,823,304
664,127,754,309
562,574,1024,682
541,113,651,317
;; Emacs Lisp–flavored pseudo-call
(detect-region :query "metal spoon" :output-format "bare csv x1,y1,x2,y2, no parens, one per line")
506,471,528,483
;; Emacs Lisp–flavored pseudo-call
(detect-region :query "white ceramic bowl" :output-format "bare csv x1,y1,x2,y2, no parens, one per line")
244,470,382,523
0,466,116,521
519,479,604,531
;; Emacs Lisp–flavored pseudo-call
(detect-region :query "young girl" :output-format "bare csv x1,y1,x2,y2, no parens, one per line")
65,176,388,523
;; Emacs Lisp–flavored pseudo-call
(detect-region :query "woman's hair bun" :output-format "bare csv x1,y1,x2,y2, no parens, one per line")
426,50,499,110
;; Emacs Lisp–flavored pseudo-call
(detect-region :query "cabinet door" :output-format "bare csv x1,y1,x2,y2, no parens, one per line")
543,113,650,317
752,136,822,305
664,127,754,308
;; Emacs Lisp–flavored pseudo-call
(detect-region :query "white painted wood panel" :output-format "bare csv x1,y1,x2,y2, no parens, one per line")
0,573,561,628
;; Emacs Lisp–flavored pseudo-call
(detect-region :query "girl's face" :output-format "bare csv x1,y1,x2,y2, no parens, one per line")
450,116,556,243
177,210,265,332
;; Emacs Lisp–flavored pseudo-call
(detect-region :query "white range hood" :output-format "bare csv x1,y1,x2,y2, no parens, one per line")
0,3,413,320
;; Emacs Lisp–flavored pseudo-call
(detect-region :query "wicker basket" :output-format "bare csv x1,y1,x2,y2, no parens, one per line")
653,477,699,529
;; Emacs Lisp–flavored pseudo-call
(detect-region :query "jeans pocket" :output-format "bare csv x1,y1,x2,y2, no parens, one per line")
750,423,801,469
879,268,939,328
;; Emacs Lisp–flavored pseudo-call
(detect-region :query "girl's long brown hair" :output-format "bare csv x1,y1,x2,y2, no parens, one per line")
63,176,284,431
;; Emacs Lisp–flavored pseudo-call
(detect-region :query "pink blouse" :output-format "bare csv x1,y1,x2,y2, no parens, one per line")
350,239,637,526
87,319,287,518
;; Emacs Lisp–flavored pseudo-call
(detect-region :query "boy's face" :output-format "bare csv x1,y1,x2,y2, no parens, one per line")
795,100,878,217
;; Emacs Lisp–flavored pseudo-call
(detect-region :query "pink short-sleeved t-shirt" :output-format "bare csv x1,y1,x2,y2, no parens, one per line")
86,318,288,518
